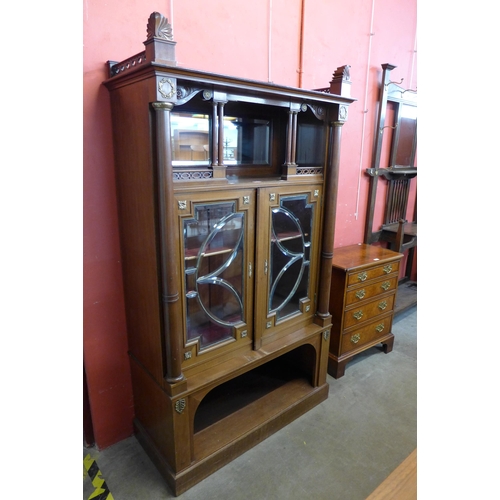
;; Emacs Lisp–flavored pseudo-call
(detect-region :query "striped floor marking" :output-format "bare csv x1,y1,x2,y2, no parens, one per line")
83,454,114,500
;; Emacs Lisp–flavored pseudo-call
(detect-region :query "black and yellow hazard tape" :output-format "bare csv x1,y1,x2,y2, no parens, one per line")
83,454,114,500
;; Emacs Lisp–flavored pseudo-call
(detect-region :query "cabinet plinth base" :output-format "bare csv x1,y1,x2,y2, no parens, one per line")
328,333,394,379
135,382,328,496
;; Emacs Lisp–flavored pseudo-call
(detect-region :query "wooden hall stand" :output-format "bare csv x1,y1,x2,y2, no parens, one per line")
104,12,355,496
364,64,417,315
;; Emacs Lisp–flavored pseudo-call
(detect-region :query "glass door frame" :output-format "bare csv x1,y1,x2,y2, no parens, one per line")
254,183,323,349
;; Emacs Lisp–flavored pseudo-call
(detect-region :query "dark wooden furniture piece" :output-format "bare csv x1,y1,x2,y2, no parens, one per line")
104,12,354,496
328,244,403,378
364,64,417,311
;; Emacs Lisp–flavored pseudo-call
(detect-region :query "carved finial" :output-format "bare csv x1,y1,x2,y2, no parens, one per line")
147,12,173,41
329,65,352,97
332,65,351,82
143,12,177,66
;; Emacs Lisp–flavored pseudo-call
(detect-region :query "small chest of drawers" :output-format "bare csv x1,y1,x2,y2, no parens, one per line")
328,244,403,378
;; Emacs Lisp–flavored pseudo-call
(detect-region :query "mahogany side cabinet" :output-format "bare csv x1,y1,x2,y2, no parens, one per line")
328,244,403,378
103,12,355,496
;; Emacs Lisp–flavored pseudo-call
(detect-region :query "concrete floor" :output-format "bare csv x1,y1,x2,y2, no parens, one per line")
83,306,417,500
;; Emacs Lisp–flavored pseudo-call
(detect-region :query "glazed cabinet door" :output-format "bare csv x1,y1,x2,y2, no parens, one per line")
176,189,255,367
254,183,323,348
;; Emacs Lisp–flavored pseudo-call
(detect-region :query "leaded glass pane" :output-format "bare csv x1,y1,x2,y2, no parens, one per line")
184,202,245,349
269,195,313,321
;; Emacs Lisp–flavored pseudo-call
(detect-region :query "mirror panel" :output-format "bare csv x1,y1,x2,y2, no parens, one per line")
171,112,211,166
392,103,417,168
223,116,270,165
296,122,326,166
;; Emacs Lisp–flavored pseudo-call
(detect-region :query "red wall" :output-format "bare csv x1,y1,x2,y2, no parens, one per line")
83,0,417,449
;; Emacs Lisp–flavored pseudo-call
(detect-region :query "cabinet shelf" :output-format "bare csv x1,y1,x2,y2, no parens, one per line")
272,231,303,242
184,246,234,260
194,345,313,433
190,343,325,470
194,376,318,461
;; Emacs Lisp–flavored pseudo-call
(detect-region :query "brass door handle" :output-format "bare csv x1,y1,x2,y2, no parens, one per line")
353,310,363,320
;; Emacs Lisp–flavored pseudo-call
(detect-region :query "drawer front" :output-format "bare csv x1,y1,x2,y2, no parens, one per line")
345,276,398,307
346,261,400,287
341,316,394,354
343,293,395,329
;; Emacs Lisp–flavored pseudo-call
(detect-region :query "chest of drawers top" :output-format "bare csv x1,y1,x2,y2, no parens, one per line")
332,243,403,274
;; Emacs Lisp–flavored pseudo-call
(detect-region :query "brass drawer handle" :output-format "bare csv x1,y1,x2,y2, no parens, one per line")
353,310,363,320
378,300,388,310
383,265,392,274
357,272,367,282
355,289,366,300
375,324,384,333
380,281,391,291
351,333,361,344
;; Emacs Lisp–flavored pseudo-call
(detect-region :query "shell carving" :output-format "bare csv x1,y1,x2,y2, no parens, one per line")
147,12,173,41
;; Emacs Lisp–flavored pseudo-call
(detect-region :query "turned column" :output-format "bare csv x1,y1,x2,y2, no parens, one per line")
152,101,184,384
211,95,227,179
282,104,301,178
316,117,344,325
315,65,351,325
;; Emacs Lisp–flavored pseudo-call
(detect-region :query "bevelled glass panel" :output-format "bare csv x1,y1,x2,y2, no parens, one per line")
269,195,313,321
184,202,245,349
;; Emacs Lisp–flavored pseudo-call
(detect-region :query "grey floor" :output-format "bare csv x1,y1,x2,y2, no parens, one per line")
83,306,416,500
